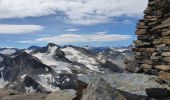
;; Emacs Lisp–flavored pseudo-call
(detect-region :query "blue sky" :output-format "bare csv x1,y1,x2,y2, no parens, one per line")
0,0,148,48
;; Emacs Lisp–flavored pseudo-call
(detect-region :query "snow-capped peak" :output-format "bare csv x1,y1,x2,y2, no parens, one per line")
47,45,58,54
0,48,17,55
61,46,100,72
111,48,130,52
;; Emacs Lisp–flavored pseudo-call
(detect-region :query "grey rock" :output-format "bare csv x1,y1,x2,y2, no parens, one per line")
103,74,169,99
81,78,116,100
82,74,169,100
46,89,76,100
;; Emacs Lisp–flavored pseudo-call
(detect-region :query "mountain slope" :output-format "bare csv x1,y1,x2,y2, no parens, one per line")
0,43,133,93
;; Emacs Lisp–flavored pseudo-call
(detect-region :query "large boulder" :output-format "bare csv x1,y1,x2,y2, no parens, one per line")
103,74,170,99
81,74,170,100
81,78,116,100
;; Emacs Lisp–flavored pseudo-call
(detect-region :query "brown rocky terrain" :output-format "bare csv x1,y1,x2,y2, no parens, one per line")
0,89,76,100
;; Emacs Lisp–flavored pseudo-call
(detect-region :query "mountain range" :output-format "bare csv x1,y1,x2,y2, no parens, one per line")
0,43,169,100
0,43,133,93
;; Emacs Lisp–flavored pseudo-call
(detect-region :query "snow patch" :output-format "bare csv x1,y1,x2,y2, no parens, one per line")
78,74,91,84
0,66,5,71
111,48,130,52
0,67,8,88
37,74,60,92
0,57,4,62
45,67,49,72
25,50,33,54
20,74,27,81
65,78,70,82
74,65,81,69
47,46,58,54
51,62,72,73
0,48,16,55
25,86,36,93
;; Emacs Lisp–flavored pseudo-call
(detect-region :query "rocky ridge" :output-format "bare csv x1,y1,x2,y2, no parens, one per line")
0,43,135,99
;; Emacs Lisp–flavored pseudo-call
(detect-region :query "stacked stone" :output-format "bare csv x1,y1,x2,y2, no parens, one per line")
133,0,170,80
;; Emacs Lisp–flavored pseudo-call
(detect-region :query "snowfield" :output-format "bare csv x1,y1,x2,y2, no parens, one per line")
0,48,17,55
0,67,8,88
32,46,72,73
61,47,99,72
0,57,4,62
37,74,60,92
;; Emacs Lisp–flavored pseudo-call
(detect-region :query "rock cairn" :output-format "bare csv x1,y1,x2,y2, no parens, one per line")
133,0,170,80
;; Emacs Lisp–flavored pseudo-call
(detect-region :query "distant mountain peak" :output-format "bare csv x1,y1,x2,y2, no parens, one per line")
0,48,18,55
47,43,59,47
28,45,41,50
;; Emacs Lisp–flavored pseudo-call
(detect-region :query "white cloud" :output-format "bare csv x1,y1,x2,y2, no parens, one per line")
0,0,148,25
122,20,133,24
65,29,80,32
18,33,132,44
0,24,44,34
95,31,108,35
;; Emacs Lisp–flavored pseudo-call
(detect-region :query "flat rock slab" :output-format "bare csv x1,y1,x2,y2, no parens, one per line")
102,74,167,97
82,73,169,100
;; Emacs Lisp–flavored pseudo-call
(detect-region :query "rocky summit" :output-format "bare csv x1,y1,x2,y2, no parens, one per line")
0,0,170,100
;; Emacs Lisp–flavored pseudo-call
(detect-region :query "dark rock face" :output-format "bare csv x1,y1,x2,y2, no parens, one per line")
3,52,53,81
145,88,170,99
125,60,142,73
100,61,123,73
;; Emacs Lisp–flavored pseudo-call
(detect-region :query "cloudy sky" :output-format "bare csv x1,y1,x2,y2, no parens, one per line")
0,0,148,48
